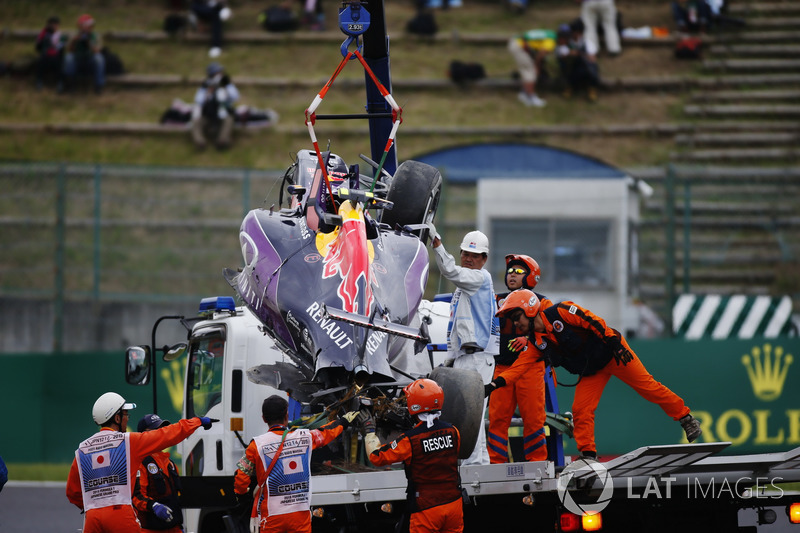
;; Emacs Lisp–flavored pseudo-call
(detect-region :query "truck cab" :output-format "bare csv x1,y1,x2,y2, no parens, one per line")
127,296,287,531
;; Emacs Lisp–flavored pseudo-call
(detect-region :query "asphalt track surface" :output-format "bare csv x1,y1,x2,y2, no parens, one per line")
0,482,84,532
1,480,797,532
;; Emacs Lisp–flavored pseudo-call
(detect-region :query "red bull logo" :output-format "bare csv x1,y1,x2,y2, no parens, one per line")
318,201,374,314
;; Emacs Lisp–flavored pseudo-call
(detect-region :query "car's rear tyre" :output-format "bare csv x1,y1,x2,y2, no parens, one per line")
430,366,485,459
381,160,442,237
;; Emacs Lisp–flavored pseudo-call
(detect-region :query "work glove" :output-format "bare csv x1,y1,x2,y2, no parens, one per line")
507,336,528,353
198,416,218,430
340,410,360,430
426,221,440,246
364,432,381,456
484,377,506,398
609,336,633,366
152,502,173,522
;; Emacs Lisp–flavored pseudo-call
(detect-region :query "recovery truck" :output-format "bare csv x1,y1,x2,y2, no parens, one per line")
123,0,800,530
126,296,800,533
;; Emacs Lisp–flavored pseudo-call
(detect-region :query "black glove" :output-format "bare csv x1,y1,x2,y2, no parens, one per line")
609,336,633,366
198,417,219,430
359,409,376,435
233,492,250,514
484,376,506,398
462,342,480,355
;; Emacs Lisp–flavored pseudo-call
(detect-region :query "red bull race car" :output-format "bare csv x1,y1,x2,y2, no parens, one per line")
222,149,485,455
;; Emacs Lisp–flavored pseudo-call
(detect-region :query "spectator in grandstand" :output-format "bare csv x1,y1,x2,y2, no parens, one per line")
34,16,65,91
61,13,105,94
580,0,621,56
556,19,601,102
191,62,240,150
299,0,326,31
190,0,232,58
672,0,713,34
508,29,556,108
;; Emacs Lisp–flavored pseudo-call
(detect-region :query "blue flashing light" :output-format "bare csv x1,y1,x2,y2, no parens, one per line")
199,296,236,315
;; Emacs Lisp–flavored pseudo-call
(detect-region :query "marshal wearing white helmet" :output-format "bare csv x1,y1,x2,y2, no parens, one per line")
66,392,217,533
426,225,499,466
92,392,136,425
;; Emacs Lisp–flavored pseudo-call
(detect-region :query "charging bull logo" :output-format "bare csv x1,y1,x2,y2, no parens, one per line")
318,200,374,314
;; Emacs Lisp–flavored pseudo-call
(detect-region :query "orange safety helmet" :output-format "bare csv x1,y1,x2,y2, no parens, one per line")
496,289,541,318
403,378,444,415
505,254,541,289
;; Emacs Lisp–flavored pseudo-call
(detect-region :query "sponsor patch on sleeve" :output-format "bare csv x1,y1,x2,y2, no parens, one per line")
568,305,577,314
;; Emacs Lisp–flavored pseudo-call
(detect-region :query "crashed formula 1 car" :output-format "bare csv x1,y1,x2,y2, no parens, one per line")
223,148,485,457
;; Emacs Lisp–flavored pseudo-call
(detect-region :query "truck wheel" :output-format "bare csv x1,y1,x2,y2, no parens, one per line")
381,160,442,237
430,366,484,460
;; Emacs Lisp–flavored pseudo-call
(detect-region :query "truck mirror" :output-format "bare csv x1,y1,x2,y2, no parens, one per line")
164,342,189,362
125,346,151,386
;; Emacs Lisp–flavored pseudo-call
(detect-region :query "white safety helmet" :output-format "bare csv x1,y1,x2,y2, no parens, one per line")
460,230,489,254
92,392,136,425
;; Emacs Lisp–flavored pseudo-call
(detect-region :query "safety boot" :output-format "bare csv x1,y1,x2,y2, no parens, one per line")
680,414,702,442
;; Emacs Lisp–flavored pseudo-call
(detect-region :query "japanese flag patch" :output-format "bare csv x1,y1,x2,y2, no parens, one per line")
92,450,110,469
282,456,304,475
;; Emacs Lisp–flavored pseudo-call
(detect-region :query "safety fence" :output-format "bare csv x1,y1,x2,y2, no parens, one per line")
2,162,799,352
634,164,800,331
0,162,284,351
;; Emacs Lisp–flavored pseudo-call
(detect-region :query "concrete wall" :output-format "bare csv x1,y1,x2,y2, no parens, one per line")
0,297,203,353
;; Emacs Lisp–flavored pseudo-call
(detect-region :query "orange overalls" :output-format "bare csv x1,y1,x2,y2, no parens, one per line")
369,419,463,533
133,450,184,533
66,419,202,533
488,293,553,463
233,419,345,533
534,301,691,455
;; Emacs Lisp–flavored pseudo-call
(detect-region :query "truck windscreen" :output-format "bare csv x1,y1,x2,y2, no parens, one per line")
186,327,225,418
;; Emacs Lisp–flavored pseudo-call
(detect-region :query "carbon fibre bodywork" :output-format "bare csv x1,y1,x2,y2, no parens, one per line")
225,150,440,402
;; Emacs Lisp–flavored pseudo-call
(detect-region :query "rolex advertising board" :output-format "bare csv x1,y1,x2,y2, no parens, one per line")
555,337,800,457
0,338,798,463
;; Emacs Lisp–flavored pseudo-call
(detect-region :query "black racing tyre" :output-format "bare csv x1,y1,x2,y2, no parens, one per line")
381,160,442,234
430,366,484,459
